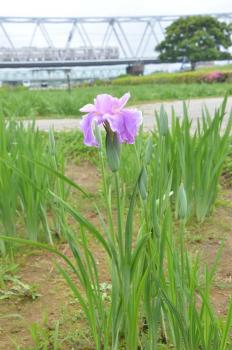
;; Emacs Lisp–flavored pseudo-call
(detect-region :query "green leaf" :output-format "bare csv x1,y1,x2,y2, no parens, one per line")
49,191,111,257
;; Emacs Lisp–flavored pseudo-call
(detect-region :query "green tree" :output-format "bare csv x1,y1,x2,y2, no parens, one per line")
156,15,232,70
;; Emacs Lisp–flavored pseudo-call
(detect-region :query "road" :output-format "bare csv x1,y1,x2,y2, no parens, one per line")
23,96,232,132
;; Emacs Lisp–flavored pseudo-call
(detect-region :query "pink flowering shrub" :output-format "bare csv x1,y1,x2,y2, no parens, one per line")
204,71,226,83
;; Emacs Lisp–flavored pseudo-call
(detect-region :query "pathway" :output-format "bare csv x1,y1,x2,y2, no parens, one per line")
23,96,232,132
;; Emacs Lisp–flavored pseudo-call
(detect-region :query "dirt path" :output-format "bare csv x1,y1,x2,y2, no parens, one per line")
23,96,232,132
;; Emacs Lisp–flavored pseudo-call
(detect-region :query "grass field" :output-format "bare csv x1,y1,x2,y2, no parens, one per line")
0,82,232,118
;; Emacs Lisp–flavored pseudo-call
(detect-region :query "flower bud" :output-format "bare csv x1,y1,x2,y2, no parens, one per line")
144,136,153,165
94,122,102,148
105,131,120,172
177,183,188,219
158,105,169,136
138,166,148,200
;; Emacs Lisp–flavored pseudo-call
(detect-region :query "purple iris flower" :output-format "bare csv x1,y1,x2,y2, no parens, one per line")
80,92,143,147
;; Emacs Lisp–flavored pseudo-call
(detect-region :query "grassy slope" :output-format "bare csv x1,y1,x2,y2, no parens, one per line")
0,82,232,118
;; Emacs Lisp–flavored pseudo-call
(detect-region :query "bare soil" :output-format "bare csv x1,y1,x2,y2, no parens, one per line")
0,162,232,349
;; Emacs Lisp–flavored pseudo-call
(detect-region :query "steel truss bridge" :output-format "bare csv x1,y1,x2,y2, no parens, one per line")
0,13,232,69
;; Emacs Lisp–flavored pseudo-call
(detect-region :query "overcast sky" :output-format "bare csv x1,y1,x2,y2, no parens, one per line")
1,0,232,17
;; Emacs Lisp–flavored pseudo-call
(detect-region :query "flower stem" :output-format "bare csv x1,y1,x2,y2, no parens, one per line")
99,148,115,242
114,172,124,259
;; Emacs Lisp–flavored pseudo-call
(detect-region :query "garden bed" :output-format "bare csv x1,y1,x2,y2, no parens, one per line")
0,161,232,350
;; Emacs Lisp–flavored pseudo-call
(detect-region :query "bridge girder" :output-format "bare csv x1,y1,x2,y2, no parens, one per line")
0,14,231,67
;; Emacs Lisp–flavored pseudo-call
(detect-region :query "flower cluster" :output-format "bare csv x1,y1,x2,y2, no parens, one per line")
80,92,142,147
204,71,225,83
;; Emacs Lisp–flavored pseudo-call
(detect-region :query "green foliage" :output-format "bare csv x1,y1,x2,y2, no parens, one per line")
1,97,232,348
23,321,60,350
162,99,232,221
113,70,232,85
119,99,232,222
223,149,232,186
0,255,39,301
1,82,232,118
54,130,98,164
2,99,232,348
156,16,232,69
0,119,67,253
0,277,40,301
2,141,232,348
0,256,18,289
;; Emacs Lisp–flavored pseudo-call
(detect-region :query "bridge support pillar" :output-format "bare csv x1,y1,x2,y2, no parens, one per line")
126,63,144,76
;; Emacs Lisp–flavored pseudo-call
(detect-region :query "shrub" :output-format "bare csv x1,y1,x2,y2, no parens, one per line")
112,70,232,85
204,71,227,83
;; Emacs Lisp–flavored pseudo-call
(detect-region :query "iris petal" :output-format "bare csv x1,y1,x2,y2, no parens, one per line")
80,113,99,147
104,112,123,135
117,92,131,109
80,93,143,147
79,104,96,113
104,108,142,144
121,109,143,143
95,94,114,114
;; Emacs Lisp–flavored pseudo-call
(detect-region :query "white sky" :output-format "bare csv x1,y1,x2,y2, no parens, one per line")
1,0,232,17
